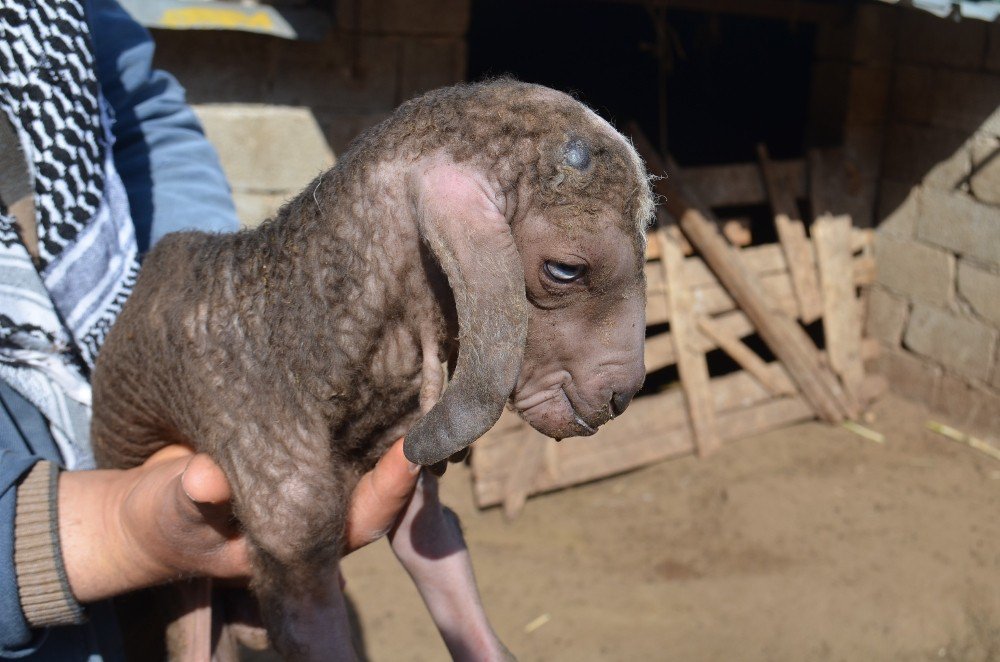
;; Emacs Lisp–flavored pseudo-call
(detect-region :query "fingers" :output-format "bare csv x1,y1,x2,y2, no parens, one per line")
181,453,233,505
344,438,421,553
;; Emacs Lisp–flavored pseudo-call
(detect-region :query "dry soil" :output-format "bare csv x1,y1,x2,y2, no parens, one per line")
338,393,1000,661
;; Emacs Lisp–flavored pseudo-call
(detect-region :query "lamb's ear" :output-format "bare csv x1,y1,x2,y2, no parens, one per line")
404,164,528,466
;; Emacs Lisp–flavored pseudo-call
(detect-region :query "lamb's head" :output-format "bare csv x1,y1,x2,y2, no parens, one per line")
402,81,654,465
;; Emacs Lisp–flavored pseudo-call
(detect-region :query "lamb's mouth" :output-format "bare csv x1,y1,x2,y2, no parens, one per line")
513,385,599,437
564,389,598,436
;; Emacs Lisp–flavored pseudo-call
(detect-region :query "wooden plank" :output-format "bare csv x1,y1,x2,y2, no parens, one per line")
501,432,548,519
656,215,753,256
757,144,824,324
697,317,795,396
681,159,807,208
645,253,874,326
472,395,814,507
658,224,721,456
630,125,853,423
814,214,865,408
646,303,881,375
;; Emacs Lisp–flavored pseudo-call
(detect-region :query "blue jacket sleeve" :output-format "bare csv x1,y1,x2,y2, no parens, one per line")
0,383,56,654
86,0,240,253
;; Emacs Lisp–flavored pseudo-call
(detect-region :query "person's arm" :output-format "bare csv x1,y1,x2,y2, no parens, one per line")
86,0,240,252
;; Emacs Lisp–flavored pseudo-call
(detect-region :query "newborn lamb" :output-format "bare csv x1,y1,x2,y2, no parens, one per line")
91,78,654,659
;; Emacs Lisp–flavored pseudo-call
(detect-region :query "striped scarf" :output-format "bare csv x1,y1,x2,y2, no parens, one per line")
0,0,140,469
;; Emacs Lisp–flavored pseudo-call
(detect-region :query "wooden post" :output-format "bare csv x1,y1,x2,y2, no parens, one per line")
656,224,721,456
813,214,865,408
697,317,796,397
629,124,853,423
757,143,824,323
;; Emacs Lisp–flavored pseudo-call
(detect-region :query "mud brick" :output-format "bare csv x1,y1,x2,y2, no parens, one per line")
917,188,1000,268
846,66,891,126
931,371,979,428
268,34,399,111
865,286,909,347
874,234,954,306
957,260,1000,326
896,9,987,69
892,67,1000,134
851,3,897,63
988,23,1000,73
870,347,941,405
338,0,470,36
967,386,1000,439
398,38,466,103
904,304,998,383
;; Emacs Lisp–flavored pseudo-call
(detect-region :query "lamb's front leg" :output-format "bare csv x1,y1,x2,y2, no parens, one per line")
251,554,356,661
389,471,513,661
218,434,360,660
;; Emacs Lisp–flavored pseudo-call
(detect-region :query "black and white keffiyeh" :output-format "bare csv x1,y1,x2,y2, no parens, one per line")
1,0,140,468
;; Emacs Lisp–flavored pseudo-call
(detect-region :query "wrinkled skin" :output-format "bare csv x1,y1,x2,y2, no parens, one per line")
511,204,647,439
91,79,653,660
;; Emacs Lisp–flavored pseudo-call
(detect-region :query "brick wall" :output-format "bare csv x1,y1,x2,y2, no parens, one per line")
149,0,469,226
832,6,1000,439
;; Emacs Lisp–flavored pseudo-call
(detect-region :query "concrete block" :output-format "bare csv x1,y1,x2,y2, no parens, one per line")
917,188,1000,268
845,65,891,125
195,105,335,193
337,0,470,36
874,234,955,305
876,182,918,238
904,303,998,382
896,9,987,68
890,65,934,126
398,38,466,103
233,192,291,228
931,371,979,428
882,123,970,189
969,132,1000,205
967,385,1000,439
315,112,392,156
957,259,1000,326
865,286,909,347
870,347,941,404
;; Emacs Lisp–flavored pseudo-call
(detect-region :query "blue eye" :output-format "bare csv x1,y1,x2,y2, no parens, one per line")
543,261,586,283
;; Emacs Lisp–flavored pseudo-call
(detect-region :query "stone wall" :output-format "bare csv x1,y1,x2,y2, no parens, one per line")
148,0,469,226
836,6,1000,439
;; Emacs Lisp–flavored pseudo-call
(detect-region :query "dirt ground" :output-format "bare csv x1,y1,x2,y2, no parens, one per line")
337,392,1000,661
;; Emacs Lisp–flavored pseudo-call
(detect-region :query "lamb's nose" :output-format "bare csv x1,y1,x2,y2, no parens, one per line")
610,391,633,418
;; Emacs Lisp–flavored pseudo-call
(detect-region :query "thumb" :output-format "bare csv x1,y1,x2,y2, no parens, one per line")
344,438,421,553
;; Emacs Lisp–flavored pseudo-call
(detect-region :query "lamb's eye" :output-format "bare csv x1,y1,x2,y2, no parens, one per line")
543,261,586,283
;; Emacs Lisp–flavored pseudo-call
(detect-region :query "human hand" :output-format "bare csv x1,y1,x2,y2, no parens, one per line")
59,445,250,603
59,438,420,603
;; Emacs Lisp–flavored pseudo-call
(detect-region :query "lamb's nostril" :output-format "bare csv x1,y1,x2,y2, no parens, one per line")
610,391,633,418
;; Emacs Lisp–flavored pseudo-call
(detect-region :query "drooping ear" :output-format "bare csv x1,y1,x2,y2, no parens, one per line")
404,163,528,466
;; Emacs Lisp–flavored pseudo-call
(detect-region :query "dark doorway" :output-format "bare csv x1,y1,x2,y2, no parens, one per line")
467,1,817,166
